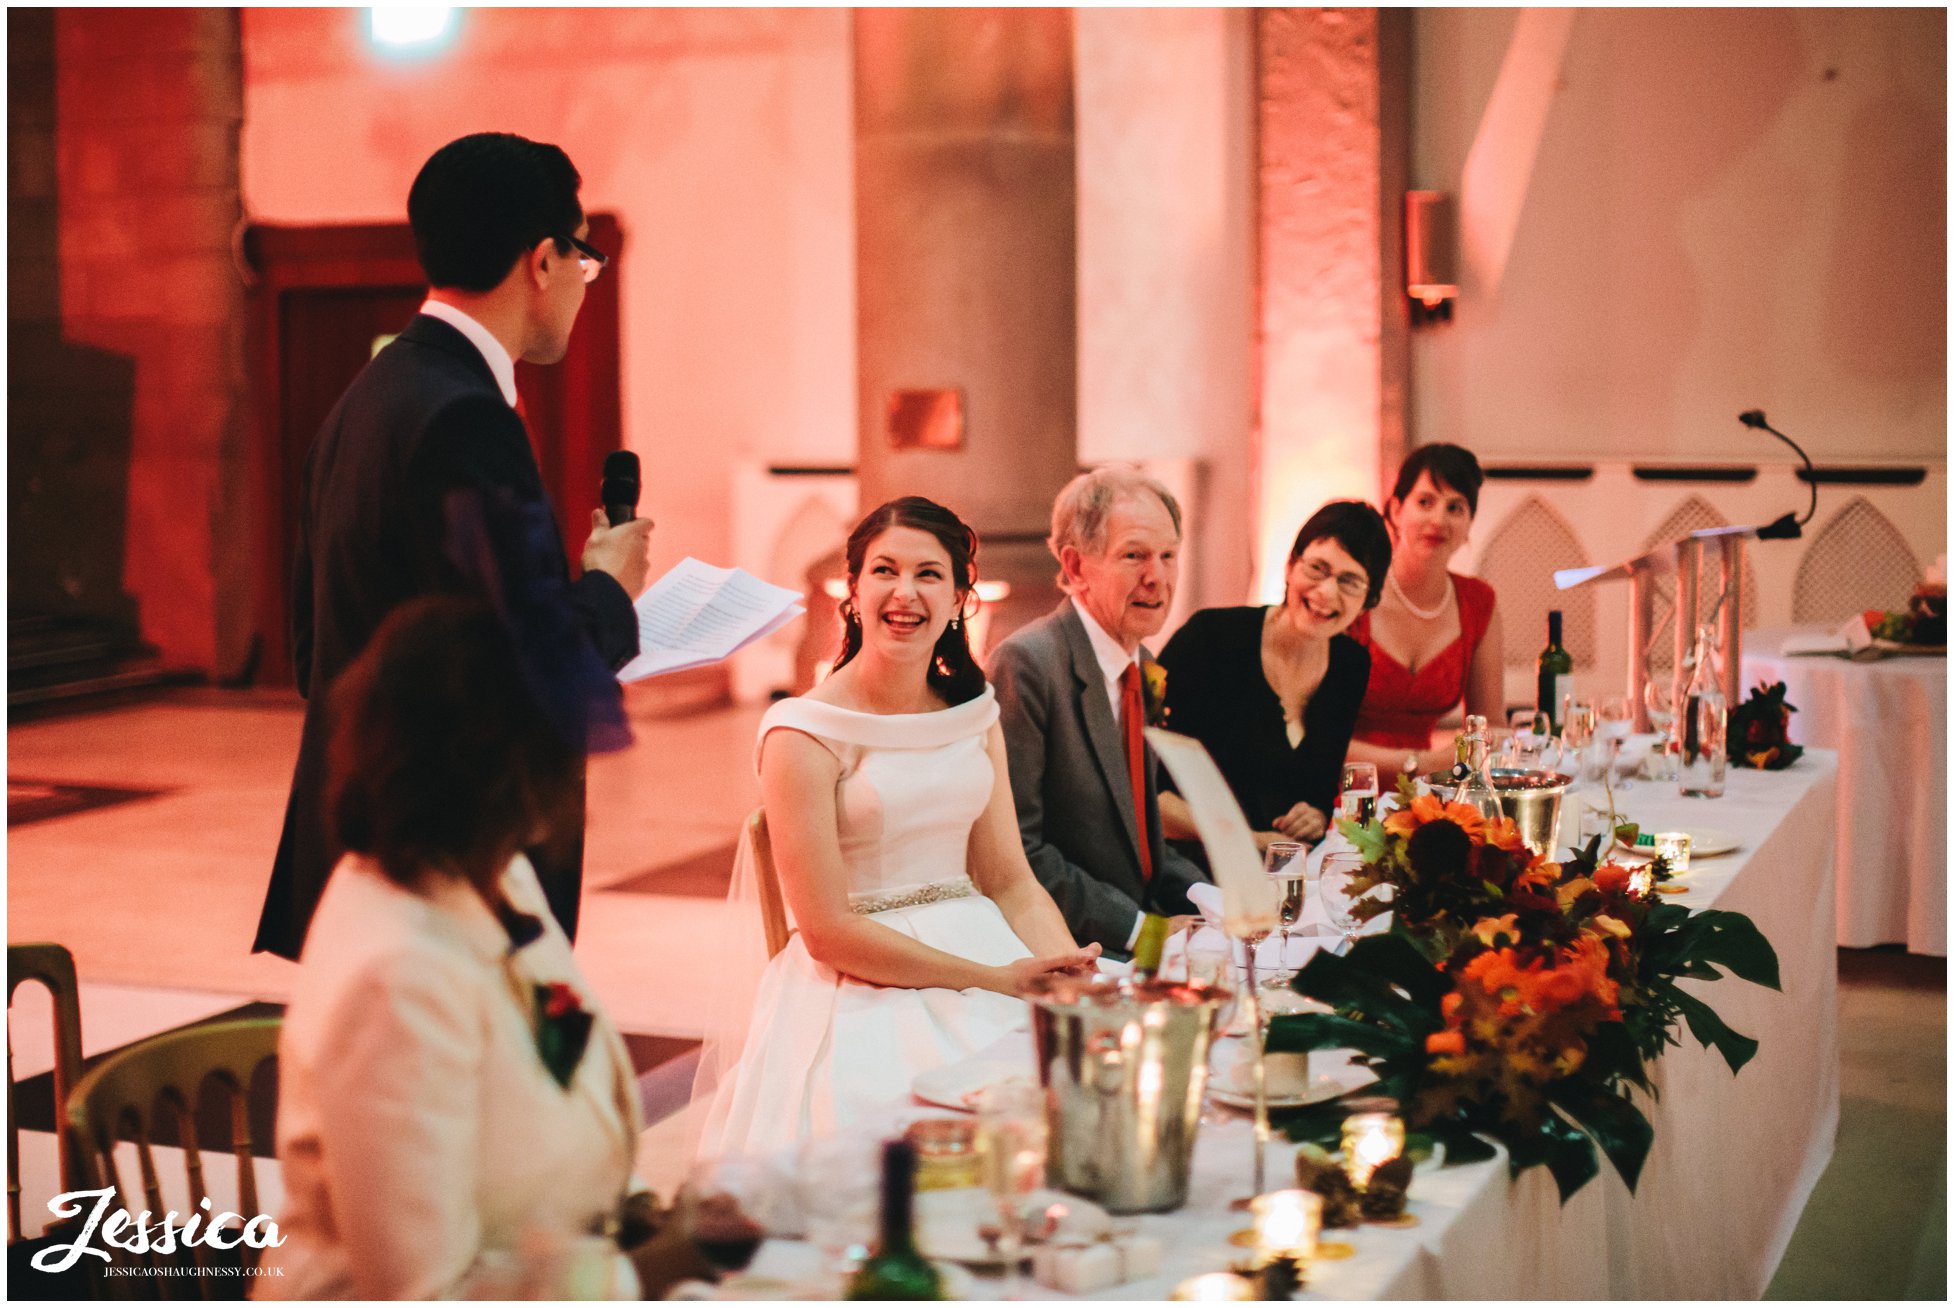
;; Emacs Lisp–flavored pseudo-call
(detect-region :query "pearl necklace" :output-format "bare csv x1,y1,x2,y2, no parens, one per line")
1388,569,1453,621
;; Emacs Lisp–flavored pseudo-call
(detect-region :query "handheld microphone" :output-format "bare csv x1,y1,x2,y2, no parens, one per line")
1738,409,1815,539
601,450,641,527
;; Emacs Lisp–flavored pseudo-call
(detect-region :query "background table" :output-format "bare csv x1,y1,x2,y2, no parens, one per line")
1744,625,1944,955
740,755,1841,1299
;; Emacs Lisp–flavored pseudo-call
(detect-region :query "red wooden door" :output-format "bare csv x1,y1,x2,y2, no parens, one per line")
244,217,623,689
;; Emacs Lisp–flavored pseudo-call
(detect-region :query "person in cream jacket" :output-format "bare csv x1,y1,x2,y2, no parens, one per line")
255,597,710,1300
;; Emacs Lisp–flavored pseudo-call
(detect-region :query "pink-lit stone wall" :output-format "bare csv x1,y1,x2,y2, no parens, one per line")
239,8,857,578
1254,9,1409,602
1411,8,1945,465
1076,8,1257,612
51,9,248,672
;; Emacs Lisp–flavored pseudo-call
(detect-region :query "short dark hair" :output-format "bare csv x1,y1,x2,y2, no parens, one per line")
407,133,584,292
1289,500,1393,609
834,497,987,706
327,595,579,895
1389,442,1485,517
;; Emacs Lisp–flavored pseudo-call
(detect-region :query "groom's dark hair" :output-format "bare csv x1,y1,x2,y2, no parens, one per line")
834,497,988,706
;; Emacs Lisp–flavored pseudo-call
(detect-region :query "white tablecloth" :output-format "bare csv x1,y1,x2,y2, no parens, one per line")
1744,625,1945,955
741,756,1842,1298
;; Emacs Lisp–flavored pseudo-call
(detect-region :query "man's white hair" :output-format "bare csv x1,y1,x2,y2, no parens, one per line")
1047,465,1183,564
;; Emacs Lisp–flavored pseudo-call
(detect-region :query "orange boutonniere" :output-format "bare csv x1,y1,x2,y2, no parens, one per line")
1141,660,1169,727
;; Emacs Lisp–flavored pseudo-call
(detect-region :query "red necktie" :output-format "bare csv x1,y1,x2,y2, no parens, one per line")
1119,662,1155,884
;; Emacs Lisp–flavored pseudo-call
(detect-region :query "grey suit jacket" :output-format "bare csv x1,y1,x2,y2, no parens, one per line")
990,600,1209,953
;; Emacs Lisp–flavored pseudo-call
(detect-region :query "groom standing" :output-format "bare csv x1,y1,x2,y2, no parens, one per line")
254,133,651,960
991,467,1218,956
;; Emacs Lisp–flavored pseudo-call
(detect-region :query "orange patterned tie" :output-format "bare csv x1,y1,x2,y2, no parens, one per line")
1119,662,1155,884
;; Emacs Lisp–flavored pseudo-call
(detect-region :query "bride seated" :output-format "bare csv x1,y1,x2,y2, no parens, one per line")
693,496,1100,1159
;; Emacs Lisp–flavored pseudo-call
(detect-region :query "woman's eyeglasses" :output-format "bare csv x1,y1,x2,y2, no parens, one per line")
1296,559,1369,599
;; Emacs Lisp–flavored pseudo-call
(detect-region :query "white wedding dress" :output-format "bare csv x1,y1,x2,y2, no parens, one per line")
693,685,1034,1161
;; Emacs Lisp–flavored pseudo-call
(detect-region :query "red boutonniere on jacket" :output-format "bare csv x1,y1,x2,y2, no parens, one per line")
534,981,594,1089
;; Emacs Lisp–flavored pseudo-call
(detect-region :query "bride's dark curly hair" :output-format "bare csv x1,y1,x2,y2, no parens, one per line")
833,496,987,705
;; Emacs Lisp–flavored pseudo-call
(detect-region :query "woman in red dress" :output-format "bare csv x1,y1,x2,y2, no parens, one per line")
1345,444,1506,779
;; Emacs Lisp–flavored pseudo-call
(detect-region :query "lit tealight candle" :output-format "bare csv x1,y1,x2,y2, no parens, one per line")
1249,1189,1322,1261
1628,865,1654,898
1341,1110,1406,1188
1653,831,1691,874
1170,1271,1258,1301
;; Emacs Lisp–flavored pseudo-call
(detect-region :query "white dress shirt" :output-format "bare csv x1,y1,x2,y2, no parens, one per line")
418,298,520,409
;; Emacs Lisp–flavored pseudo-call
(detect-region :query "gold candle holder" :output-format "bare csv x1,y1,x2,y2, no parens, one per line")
1340,1110,1406,1188
1628,865,1655,898
1170,1272,1258,1301
1653,830,1691,874
1250,1188,1322,1262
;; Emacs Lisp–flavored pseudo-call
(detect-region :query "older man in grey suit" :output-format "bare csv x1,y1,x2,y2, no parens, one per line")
990,467,1220,955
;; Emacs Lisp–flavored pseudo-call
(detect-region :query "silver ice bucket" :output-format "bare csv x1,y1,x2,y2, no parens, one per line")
1020,974,1231,1214
1423,767,1572,855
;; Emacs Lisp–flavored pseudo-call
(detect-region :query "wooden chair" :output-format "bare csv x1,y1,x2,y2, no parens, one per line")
747,808,795,959
66,1017,282,1295
8,942,86,1241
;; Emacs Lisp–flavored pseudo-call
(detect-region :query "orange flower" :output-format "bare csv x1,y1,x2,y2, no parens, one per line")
1483,816,1528,853
1383,791,1488,843
1593,864,1631,896
1513,860,1560,894
1469,913,1521,948
1426,1030,1467,1056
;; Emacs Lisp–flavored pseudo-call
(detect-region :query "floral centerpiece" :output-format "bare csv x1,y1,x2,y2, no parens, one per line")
1727,680,1804,770
1267,780,1778,1200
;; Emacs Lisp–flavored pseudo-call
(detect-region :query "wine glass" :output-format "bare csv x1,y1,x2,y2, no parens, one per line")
1338,763,1380,825
972,1083,1048,1300
1263,841,1307,985
1505,709,1550,771
1561,694,1598,783
1598,695,1636,791
1644,680,1679,781
677,1156,784,1276
1317,851,1370,953
796,1132,882,1285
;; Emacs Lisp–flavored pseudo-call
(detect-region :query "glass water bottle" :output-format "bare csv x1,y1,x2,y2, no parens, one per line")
1678,625,1727,798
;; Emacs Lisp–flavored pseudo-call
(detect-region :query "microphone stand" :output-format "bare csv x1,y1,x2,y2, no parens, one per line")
1738,409,1816,539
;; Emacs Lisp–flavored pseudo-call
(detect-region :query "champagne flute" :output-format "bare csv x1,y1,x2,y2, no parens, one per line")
1317,851,1369,954
972,1083,1048,1300
796,1132,882,1284
1506,709,1550,770
1263,840,1307,986
1599,695,1636,790
1644,680,1679,781
1338,762,1380,825
1561,694,1598,784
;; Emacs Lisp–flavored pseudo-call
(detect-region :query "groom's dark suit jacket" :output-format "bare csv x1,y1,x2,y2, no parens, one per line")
990,600,1209,953
253,314,639,961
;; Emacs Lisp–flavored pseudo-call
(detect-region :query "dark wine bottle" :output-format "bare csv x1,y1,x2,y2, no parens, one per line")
1537,610,1572,733
844,1140,944,1301
1131,912,1170,980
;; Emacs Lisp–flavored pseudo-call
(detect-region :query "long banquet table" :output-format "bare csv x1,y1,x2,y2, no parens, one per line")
737,753,1841,1299
1743,626,1945,955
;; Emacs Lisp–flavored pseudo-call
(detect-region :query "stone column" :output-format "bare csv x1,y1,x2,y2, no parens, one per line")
1254,8,1410,598
853,9,1078,643
49,9,248,674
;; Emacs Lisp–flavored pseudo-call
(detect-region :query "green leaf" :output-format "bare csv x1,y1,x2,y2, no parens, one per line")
1667,985,1760,1073
1550,1082,1654,1192
1677,910,1781,990
1266,1012,1413,1059
1289,936,1447,1022
1337,817,1390,863
1505,1113,1602,1202
1430,1126,1498,1167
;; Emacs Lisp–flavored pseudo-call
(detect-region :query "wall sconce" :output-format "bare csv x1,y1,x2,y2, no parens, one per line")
1404,190,1458,326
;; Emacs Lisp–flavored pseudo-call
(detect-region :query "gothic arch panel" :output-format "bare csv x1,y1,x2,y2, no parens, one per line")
1792,497,1921,624
1478,495,1596,671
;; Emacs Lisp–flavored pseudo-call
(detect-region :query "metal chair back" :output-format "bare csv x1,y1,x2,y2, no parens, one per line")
9,942,86,1241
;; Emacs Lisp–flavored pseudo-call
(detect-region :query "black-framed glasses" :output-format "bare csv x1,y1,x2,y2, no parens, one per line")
560,234,608,284
1296,558,1370,599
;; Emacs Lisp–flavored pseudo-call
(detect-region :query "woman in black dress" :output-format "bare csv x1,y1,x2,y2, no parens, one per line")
1158,501,1391,851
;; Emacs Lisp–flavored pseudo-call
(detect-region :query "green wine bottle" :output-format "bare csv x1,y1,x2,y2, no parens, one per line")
845,1140,944,1301
1131,912,1171,980
1537,609,1572,734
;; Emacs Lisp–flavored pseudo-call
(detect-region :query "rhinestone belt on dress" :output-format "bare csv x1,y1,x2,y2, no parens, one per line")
850,878,977,916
